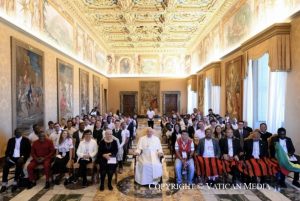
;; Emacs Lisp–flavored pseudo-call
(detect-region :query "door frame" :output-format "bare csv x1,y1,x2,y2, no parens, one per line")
162,91,181,115
120,91,138,115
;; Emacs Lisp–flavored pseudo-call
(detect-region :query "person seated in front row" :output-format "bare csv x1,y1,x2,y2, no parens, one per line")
219,128,241,185
196,128,221,185
270,127,300,188
241,131,269,184
75,129,98,187
98,129,118,191
0,129,31,193
175,130,195,185
52,130,74,185
134,127,163,185
27,131,55,189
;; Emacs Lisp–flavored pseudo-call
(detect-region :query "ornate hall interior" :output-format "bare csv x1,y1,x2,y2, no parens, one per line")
1,0,300,200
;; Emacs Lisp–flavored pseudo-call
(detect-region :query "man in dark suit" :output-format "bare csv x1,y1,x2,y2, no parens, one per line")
243,132,269,184
187,118,197,139
243,121,253,133
196,128,221,184
73,122,85,154
259,123,272,143
233,121,250,150
219,128,241,184
0,129,31,193
126,116,134,149
270,127,300,188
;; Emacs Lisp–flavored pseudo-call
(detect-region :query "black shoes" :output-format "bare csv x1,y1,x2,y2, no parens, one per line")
99,185,104,191
54,178,60,185
27,181,36,189
292,181,300,188
82,179,88,187
44,181,50,189
64,178,71,186
279,181,287,188
0,186,7,193
108,184,113,191
11,185,18,193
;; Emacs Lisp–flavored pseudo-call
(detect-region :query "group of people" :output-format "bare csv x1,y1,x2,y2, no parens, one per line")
0,112,138,193
1,107,299,194
161,108,300,188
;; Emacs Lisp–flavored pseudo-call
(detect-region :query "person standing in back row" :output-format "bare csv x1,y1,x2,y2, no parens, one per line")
147,107,155,129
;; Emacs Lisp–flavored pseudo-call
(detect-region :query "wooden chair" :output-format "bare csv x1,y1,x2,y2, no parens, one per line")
73,161,96,183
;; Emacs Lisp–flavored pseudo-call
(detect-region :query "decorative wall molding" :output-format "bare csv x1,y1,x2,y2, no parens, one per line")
241,23,291,72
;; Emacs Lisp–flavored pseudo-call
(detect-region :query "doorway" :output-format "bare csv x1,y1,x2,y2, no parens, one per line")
162,91,180,115
120,91,138,116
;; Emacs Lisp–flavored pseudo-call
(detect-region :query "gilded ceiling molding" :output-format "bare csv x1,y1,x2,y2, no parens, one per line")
241,23,291,72
65,0,229,54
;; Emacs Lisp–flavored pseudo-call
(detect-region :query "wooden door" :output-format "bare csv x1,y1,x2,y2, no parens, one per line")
122,94,136,116
164,94,178,115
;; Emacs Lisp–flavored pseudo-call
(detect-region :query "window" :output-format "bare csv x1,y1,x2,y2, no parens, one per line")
187,84,197,114
252,53,269,128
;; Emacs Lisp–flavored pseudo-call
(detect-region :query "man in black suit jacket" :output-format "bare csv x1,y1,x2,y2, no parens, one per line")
72,122,85,158
219,128,241,184
1,129,31,193
233,121,250,150
126,116,134,149
270,127,300,188
243,135,268,160
243,132,269,184
243,121,253,133
259,123,272,143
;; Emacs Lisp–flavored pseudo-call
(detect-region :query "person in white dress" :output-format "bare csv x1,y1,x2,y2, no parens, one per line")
134,128,163,185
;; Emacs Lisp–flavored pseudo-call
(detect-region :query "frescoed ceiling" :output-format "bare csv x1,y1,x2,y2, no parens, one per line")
63,0,235,54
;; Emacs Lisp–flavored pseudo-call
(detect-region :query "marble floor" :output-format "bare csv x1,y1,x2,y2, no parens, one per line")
0,119,299,201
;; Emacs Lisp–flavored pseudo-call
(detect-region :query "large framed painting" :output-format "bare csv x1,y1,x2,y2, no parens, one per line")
139,81,160,115
11,37,44,135
57,59,73,120
79,69,89,115
93,75,101,111
225,56,243,120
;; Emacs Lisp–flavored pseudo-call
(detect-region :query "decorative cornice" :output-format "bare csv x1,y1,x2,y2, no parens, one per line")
241,23,291,52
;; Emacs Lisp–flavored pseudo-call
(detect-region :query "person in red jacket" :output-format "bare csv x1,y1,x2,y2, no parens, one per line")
27,131,55,189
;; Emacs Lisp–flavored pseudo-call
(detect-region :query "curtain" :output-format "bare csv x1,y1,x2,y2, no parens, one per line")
211,86,220,114
204,78,211,115
266,72,287,133
204,78,220,115
243,60,254,128
187,84,197,114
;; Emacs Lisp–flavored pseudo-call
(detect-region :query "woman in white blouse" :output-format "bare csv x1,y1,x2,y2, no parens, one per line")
52,130,74,185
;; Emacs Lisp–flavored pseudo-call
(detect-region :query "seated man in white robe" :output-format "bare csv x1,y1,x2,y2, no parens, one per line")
135,128,163,185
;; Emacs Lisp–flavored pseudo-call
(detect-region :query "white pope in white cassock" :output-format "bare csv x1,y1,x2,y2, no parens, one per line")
135,128,163,185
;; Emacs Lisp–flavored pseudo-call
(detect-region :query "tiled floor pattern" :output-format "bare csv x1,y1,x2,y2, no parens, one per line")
0,119,299,201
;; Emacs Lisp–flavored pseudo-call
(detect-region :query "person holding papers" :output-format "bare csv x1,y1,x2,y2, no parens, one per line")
134,127,163,185
98,129,118,191
76,130,98,187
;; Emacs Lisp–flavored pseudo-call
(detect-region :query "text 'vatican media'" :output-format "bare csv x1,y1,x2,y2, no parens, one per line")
148,183,272,191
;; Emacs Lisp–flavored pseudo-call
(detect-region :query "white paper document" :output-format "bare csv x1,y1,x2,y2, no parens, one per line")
107,157,117,164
